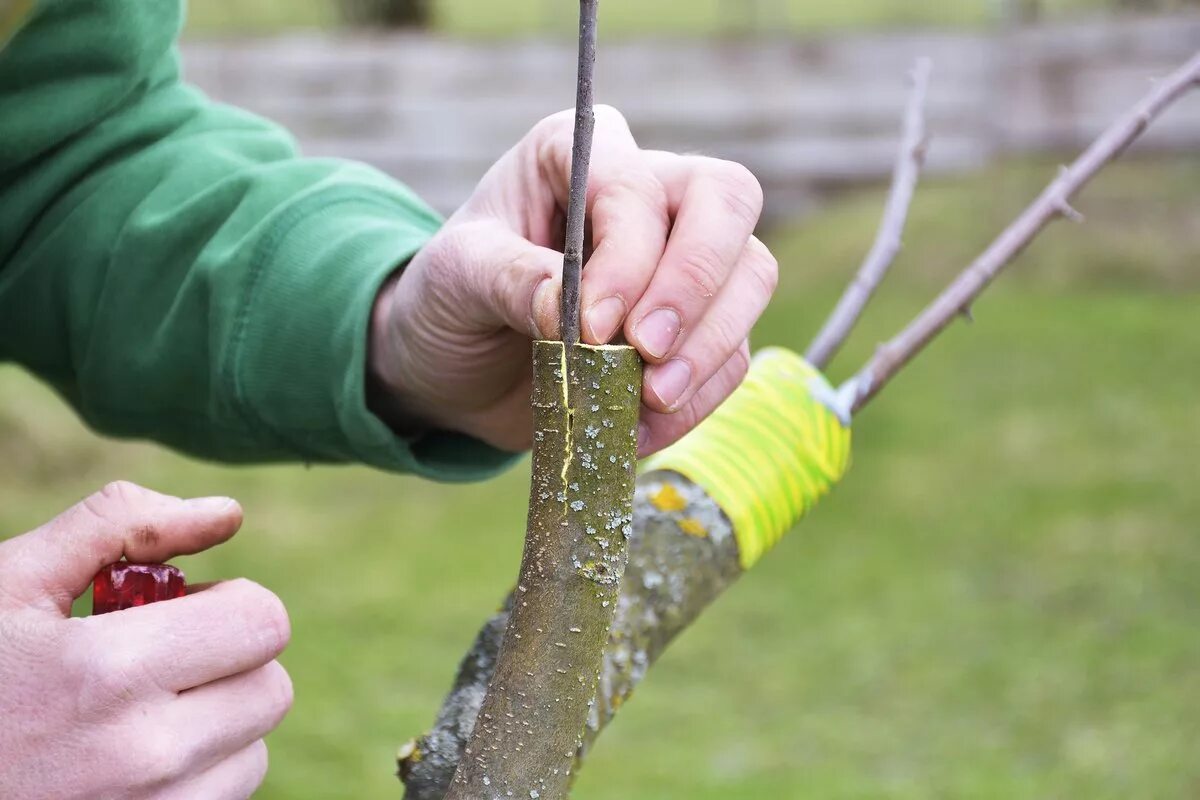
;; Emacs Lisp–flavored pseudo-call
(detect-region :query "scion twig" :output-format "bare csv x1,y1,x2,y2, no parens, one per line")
806,57,933,369
560,0,599,345
843,50,1200,415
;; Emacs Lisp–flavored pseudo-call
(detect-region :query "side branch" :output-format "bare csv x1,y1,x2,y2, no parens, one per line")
844,50,1200,414
560,0,599,345
805,57,933,370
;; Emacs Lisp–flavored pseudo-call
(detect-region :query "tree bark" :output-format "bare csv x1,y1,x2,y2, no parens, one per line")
402,348,853,799
400,471,738,800
441,342,641,800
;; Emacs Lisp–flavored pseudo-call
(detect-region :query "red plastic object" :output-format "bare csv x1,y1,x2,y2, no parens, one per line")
92,563,186,615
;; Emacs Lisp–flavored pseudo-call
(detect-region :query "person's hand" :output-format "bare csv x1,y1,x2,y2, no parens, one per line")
0,482,292,800
370,106,778,456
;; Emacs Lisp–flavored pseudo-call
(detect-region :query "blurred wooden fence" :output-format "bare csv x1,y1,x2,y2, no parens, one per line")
183,14,1200,220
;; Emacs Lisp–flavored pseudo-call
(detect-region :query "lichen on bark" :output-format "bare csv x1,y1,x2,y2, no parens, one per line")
400,471,740,800
440,341,641,800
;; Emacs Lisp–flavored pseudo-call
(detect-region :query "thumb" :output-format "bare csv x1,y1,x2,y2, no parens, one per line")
440,220,564,341
0,481,242,615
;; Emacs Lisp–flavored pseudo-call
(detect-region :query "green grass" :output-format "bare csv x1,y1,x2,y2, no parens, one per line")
2,155,1199,798
185,0,1125,37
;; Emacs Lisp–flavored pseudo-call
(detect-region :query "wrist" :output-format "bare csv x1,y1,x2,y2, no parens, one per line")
366,269,431,439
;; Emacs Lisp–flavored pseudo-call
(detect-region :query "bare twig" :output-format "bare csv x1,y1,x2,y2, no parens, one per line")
806,57,934,370
843,50,1200,415
560,0,599,345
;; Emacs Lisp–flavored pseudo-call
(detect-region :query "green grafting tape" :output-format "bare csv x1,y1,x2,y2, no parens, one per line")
643,348,852,569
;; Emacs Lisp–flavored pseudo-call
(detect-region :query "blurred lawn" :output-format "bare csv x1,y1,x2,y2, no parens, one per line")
185,0,1123,37
3,155,1200,798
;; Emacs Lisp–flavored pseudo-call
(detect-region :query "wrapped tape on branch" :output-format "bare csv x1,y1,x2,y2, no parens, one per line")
644,348,852,569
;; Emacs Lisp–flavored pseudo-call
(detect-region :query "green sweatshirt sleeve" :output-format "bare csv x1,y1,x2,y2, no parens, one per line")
0,1,519,481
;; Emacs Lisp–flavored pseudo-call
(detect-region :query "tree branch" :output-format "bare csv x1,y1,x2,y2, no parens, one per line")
805,57,933,370
560,0,598,346
442,343,640,800
401,350,852,799
843,50,1200,415
400,472,740,800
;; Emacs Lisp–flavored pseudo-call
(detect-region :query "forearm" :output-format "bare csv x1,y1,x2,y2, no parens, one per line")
0,0,515,480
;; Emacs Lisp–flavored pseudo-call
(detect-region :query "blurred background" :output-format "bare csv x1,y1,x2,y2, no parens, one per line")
4,1,1200,797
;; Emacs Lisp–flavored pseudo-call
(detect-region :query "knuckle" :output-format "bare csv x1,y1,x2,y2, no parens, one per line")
593,104,629,129
704,311,745,361
593,168,666,219
70,636,149,717
81,481,148,523
531,108,575,140
128,729,188,786
746,243,780,298
228,579,291,656
529,110,577,163
731,345,752,381
710,161,764,225
676,242,727,301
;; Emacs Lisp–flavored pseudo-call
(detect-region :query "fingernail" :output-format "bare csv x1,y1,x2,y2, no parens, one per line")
637,422,651,453
185,496,237,512
585,296,626,344
648,359,692,411
634,308,681,359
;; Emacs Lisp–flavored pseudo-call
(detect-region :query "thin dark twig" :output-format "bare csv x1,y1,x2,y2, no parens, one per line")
560,0,599,345
841,50,1200,416
806,57,933,369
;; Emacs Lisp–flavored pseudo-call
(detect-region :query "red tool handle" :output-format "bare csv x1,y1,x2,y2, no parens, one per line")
92,563,186,615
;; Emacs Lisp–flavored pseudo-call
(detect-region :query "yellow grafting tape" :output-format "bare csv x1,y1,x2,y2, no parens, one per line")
642,348,852,570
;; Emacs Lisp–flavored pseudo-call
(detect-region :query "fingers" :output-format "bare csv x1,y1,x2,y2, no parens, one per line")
639,341,752,457
77,578,290,695
530,116,769,413
532,107,671,345
123,668,286,799
166,661,293,770
413,219,563,341
644,237,778,413
627,153,764,369
0,482,242,615
154,741,269,800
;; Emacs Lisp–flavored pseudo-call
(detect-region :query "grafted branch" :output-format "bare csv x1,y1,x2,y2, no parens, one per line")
843,51,1200,414
806,57,933,369
559,0,598,346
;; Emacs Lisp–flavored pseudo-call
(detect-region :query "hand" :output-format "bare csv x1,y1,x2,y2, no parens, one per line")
370,106,778,456
0,482,292,800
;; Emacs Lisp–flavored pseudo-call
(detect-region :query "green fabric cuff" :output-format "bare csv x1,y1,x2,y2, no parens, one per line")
230,188,521,482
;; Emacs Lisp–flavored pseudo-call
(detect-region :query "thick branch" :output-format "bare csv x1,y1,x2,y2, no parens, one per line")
843,50,1200,414
401,350,852,798
400,472,739,800
442,343,640,800
560,0,598,346
806,57,933,370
